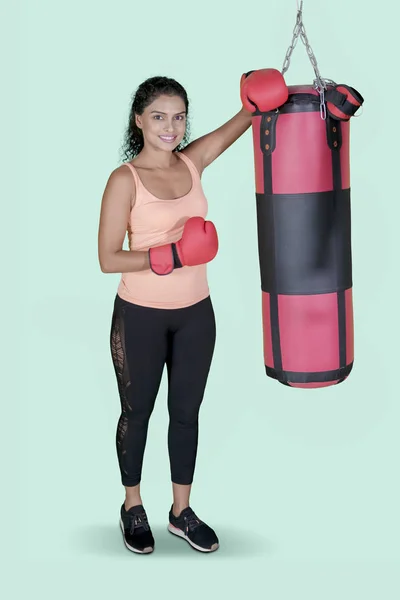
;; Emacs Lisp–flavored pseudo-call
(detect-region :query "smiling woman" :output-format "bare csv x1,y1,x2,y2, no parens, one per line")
121,77,191,161
98,75,253,555
147,106,187,145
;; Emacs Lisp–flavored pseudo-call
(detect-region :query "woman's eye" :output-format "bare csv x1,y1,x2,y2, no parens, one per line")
153,114,185,120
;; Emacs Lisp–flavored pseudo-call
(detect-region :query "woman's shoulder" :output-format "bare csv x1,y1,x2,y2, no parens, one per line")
106,163,137,207
179,148,203,178
117,160,138,176
108,163,137,190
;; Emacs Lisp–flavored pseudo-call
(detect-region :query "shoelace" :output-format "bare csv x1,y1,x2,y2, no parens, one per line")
183,510,203,533
128,511,150,535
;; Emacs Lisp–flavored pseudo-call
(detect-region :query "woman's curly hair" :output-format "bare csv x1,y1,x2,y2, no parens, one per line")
120,76,191,162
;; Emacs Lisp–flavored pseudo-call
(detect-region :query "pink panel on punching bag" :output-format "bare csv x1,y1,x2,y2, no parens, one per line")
278,293,340,373
273,112,334,194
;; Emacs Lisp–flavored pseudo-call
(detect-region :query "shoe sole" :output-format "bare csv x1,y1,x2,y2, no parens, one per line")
167,523,219,553
119,518,154,554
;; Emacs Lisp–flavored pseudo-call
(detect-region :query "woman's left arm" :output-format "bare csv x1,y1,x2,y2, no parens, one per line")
183,107,252,175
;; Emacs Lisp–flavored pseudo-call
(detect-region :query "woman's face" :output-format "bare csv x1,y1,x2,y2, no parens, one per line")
135,94,187,152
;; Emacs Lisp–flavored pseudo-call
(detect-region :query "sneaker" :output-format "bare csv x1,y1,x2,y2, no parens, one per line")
168,506,219,553
119,503,155,554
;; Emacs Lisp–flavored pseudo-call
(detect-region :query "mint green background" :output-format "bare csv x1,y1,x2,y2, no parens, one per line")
12,0,399,597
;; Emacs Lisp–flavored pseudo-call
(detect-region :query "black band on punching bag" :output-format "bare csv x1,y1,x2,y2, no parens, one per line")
256,190,352,295
265,362,353,384
253,93,320,117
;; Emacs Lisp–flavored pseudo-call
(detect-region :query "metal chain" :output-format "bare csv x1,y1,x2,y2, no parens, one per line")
281,1,336,119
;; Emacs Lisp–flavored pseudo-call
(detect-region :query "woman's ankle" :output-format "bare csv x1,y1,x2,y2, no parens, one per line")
124,499,143,511
172,502,189,517
124,484,142,511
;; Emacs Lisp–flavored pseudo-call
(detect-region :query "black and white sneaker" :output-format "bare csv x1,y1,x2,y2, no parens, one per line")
119,503,154,554
168,506,219,553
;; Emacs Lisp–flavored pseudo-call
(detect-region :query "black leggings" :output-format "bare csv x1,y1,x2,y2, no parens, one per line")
110,294,216,487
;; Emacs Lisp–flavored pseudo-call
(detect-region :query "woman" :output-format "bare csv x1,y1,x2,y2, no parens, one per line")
98,75,252,554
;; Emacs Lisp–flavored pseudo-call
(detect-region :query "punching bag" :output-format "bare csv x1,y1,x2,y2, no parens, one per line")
243,6,364,388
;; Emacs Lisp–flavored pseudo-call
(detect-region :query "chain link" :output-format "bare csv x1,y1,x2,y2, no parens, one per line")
281,1,336,119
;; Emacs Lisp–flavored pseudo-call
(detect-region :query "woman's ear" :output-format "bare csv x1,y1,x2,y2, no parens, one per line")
135,114,142,130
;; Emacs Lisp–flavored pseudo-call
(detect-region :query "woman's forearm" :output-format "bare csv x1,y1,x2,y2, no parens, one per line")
100,249,150,273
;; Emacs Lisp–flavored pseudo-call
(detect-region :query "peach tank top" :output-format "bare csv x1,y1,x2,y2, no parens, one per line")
117,152,210,309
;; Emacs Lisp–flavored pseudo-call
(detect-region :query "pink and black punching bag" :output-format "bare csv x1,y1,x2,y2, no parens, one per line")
249,81,363,388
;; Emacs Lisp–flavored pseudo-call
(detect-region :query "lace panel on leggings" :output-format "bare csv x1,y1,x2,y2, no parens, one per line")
110,307,132,475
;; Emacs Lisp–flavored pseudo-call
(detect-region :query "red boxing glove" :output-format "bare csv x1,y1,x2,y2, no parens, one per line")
240,68,289,113
325,84,364,121
149,216,219,276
